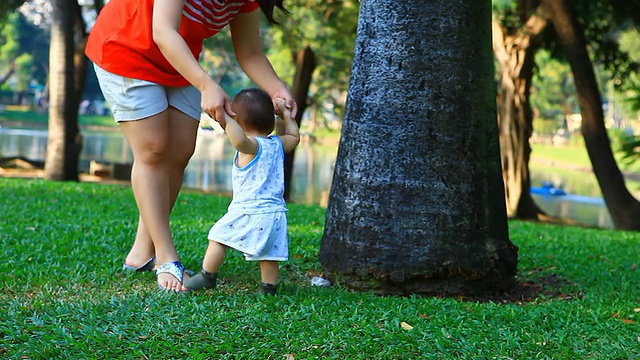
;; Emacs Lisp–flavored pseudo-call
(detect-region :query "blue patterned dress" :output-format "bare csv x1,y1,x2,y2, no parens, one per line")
208,136,288,261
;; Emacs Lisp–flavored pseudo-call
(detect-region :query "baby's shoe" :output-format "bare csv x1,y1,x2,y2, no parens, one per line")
185,269,217,290
260,282,278,295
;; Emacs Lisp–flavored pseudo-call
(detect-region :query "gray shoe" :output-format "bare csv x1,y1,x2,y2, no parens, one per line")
260,282,278,295
185,269,217,290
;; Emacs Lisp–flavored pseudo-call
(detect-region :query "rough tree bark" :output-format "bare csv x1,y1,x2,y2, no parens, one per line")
492,11,547,219
319,0,518,296
542,0,640,230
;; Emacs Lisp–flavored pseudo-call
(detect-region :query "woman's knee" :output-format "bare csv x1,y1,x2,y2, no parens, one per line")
168,141,195,169
134,138,172,165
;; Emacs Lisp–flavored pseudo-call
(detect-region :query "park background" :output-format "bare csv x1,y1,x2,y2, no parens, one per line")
1,0,640,358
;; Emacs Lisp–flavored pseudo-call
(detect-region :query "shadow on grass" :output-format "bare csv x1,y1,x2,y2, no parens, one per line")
463,272,584,305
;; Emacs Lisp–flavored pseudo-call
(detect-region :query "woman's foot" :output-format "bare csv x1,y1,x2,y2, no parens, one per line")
156,261,190,292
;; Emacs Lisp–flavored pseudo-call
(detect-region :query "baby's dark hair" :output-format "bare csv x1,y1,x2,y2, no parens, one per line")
232,88,275,135
257,0,290,25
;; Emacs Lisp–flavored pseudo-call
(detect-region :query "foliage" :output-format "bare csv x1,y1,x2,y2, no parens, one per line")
494,0,640,135
0,0,25,21
531,50,577,124
201,28,255,96
267,0,359,120
560,1,640,119
616,132,640,167
0,12,49,92
0,178,638,358
197,0,359,122
618,28,640,117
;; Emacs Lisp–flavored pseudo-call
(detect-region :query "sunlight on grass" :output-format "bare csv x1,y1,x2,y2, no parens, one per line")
0,109,115,128
1,178,638,358
532,143,640,173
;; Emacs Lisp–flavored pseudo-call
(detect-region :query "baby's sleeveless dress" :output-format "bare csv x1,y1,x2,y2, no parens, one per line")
208,136,289,261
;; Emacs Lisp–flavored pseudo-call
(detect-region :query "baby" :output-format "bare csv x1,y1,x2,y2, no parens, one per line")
186,88,300,294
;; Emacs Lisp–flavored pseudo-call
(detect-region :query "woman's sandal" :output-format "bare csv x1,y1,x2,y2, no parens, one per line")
122,256,155,272
155,260,190,292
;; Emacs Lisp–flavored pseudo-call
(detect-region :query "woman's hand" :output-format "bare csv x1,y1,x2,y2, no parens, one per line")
201,80,234,129
271,86,298,120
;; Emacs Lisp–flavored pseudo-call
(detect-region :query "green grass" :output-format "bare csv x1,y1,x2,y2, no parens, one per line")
0,108,115,128
1,178,639,359
532,143,640,174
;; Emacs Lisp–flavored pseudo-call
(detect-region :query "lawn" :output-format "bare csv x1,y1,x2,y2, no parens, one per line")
1,178,639,359
531,143,640,174
0,107,115,128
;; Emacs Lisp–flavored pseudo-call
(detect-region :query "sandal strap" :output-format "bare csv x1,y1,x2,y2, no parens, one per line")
155,261,185,283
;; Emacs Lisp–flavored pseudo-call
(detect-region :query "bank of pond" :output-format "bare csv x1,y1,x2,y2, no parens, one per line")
3,126,638,229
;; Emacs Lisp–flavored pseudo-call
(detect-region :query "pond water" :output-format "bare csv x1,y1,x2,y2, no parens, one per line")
0,127,626,229
0,127,337,207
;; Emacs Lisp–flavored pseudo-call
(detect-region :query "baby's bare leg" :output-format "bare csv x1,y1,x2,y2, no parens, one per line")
184,241,226,290
203,241,227,273
259,261,279,285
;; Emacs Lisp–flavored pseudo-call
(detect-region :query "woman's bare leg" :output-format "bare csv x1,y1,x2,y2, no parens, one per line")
124,107,198,267
183,241,226,290
120,108,198,290
124,216,154,267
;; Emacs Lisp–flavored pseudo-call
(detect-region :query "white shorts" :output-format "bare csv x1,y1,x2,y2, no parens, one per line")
93,64,202,122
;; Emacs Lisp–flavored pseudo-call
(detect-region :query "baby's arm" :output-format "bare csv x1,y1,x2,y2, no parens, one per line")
223,114,258,155
275,99,300,153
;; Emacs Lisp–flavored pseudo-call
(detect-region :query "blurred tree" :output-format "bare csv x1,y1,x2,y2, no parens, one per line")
267,0,358,199
619,28,640,114
201,28,253,96
492,1,547,219
0,0,25,20
530,50,576,130
196,2,358,198
45,0,82,180
44,0,99,180
546,0,640,230
0,14,24,88
493,0,640,230
0,11,48,101
268,0,358,123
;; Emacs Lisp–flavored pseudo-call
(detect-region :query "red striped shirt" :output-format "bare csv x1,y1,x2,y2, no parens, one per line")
85,0,258,87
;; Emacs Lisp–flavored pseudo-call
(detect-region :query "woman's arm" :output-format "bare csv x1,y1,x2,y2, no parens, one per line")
230,11,298,118
152,0,233,123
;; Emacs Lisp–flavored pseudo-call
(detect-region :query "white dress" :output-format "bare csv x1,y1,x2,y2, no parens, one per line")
208,136,289,261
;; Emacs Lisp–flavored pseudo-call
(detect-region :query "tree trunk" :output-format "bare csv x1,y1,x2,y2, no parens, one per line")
542,0,640,230
44,0,84,181
0,60,16,87
284,46,316,200
492,13,547,219
319,0,518,296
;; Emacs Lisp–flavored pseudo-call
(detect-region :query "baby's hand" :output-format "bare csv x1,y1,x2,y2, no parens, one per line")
274,98,291,120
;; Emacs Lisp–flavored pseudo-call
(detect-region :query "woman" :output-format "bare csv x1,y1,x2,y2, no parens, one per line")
85,0,297,292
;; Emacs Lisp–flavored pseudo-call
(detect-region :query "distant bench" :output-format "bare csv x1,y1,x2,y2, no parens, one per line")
89,160,132,181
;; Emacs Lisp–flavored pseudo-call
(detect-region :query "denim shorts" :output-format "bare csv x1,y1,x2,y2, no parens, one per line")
93,64,201,122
